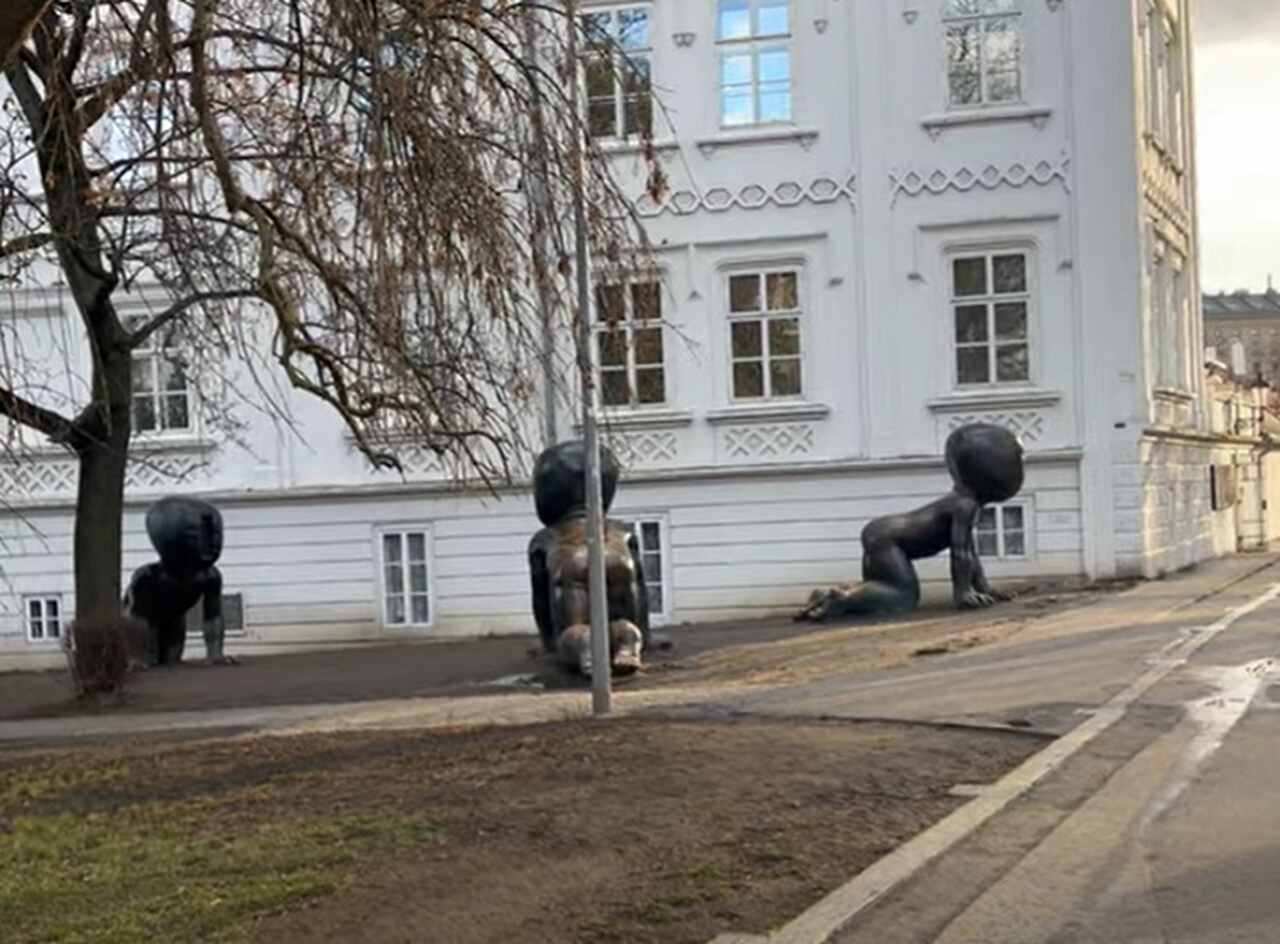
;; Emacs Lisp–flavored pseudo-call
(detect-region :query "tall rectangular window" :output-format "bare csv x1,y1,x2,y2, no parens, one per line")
716,0,791,126
129,319,191,434
583,5,652,139
625,518,667,618
380,529,431,627
728,269,803,400
25,596,62,643
597,278,665,407
951,251,1031,386
944,0,1023,108
975,504,1027,559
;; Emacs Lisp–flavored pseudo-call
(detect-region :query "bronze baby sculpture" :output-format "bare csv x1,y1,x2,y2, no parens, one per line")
527,441,650,675
123,495,232,665
797,423,1024,621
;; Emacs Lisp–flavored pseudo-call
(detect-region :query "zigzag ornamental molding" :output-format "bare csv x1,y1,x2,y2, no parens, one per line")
635,174,856,219
889,157,1070,206
607,430,679,469
0,458,77,498
125,454,208,490
943,411,1046,445
724,423,816,460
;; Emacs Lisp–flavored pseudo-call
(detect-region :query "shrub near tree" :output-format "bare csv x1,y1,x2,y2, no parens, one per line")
0,1,662,676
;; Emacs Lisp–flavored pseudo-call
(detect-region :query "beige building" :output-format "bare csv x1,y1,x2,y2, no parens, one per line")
1203,290,1280,386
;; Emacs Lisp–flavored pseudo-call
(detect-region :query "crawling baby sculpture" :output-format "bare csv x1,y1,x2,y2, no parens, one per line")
527,441,650,675
797,423,1024,621
123,495,232,666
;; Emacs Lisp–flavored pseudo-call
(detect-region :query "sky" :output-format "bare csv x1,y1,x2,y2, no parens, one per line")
1193,0,1280,293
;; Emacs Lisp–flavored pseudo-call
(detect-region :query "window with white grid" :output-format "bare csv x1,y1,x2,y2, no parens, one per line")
583,5,652,139
596,278,665,407
951,250,1031,387
975,504,1028,559
625,517,668,619
944,0,1023,108
379,528,432,627
128,318,191,434
716,0,792,126
728,268,803,400
25,596,63,643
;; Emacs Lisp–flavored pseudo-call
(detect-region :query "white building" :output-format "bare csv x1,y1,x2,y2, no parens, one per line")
0,0,1244,669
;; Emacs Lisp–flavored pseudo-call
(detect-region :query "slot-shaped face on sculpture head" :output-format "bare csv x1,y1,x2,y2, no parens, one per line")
146,496,224,574
944,423,1025,505
533,441,621,526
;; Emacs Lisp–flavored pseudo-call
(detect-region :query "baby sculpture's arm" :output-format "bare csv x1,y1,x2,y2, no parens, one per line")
949,499,996,609
528,531,556,652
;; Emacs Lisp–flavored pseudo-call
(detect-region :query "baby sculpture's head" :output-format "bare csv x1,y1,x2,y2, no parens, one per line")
146,496,224,575
944,423,1025,505
533,440,621,526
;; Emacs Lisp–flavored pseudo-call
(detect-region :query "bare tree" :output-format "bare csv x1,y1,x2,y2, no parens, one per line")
0,0,662,625
0,1,52,68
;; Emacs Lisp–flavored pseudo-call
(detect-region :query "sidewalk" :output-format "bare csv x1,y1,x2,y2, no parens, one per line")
2,551,1276,747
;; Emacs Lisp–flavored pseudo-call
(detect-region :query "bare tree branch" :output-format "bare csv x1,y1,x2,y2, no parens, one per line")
0,0,51,71
0,385,74,441
127,289,260,347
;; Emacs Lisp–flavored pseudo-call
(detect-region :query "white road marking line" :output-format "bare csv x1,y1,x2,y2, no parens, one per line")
722,582,1280,944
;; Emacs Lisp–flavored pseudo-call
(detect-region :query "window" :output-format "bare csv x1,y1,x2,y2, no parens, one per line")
1150,239,1187,390
596,278,665,407
129,320,191,434
583,5,652,139
1143,2,1184,163
728,269,802,400
951,251,1030,386
716,0,792,126
625,518,667,618
975,504,1027,558
944,0,1023,108
380,529,431,627
25,596,62,643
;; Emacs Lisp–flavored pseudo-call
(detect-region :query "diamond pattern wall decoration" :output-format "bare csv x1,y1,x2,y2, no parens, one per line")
724,424,816,460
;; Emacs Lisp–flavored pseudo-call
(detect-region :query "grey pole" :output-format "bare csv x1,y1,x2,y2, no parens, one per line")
565,0,611,715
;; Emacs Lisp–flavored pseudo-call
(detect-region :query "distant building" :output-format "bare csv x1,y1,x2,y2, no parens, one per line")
1203,290,1280,387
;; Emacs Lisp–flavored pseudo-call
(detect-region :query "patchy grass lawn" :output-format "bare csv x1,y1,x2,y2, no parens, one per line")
0,717,1047,943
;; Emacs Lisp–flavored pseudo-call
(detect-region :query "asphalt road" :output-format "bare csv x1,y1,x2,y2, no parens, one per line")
796,561,1280,944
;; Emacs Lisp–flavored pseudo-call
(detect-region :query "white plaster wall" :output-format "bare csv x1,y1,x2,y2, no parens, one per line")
0,457,1084,669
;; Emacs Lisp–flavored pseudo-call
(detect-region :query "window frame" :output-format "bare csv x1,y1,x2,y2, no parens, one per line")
594,272,668,410
947,246,1035,390
127,316,195,438
974,501,1030,560
942,0,1025,110
582,3,654,141
724,264,806,403
715,0,793,128
375,524,435,630
620,513,671,624
24,595,64,645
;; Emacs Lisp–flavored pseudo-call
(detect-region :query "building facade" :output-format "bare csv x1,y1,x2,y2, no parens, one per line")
1203,290,1280,387
0,0,1240,669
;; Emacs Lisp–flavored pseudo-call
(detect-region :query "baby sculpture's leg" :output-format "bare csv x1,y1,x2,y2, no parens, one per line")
553,580,593,673
795,540,920,621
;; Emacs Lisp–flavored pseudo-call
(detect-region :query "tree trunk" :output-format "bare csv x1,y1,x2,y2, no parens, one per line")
0,0,51,68
73,350,132,623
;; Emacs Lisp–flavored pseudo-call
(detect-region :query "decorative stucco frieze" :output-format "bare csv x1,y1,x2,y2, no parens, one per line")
724,423,816,460
606,429,680,469
889,157,1070,205
635,174,856,219
941,411,1046,445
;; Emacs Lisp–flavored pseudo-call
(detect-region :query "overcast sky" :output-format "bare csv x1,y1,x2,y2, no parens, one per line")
1194,0,1280,292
